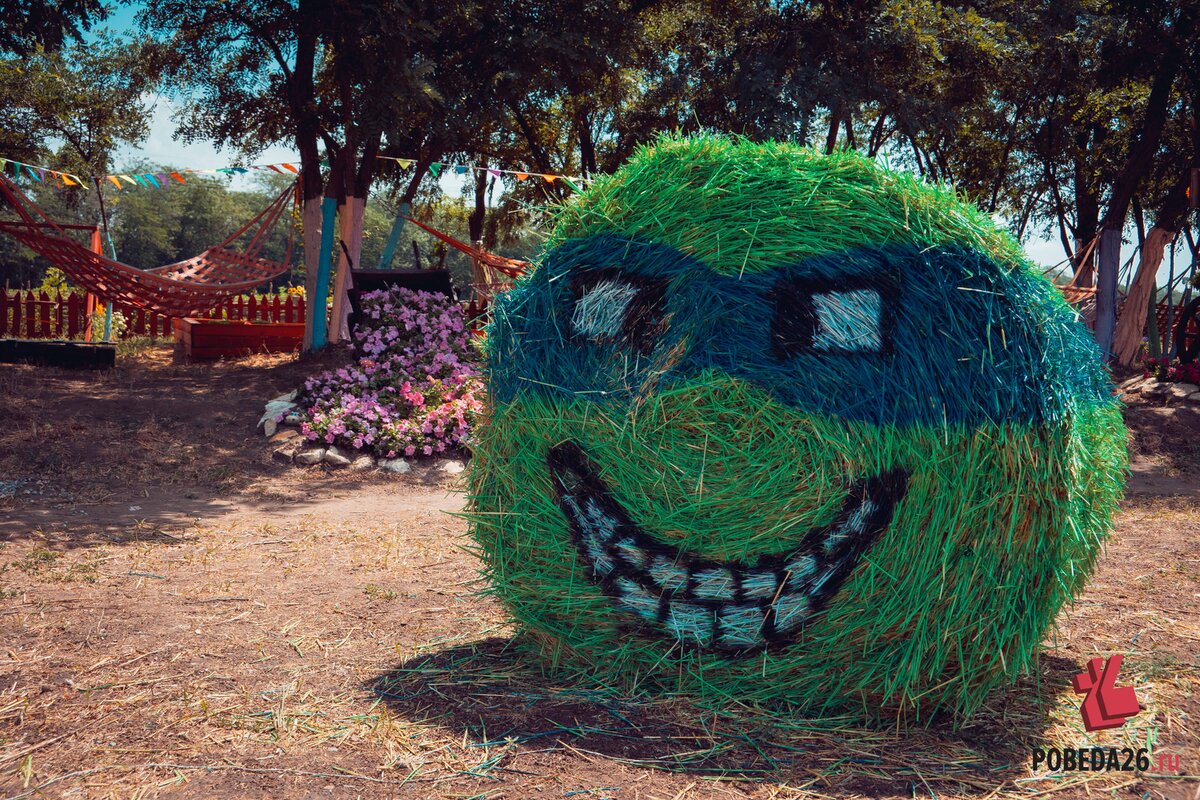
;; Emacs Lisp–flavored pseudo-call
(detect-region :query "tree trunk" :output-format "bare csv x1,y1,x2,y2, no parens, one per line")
287,5,322,351
328,132,379,344
1071,137,1101,285
1094,49,1181,357
301,195,323,351
329,194,365,342
1112,227,1174,365
1094,226,1122,355
468,164,487,243
1111,169,1193,365
824,106,842,154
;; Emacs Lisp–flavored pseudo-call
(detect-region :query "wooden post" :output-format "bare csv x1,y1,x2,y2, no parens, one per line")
23,292,35,338
38,291,51,338
66,293,82,339
11,292,21,339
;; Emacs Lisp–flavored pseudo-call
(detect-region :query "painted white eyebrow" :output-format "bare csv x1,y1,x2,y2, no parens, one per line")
572,279,641,338
812,288,882,351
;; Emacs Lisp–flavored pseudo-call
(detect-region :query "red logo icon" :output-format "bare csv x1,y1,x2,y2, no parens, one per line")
1073,654,1140,731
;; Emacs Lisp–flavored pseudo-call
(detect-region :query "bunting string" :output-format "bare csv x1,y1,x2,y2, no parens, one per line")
0,158,86,187
377,155,587,190
1,153,586,193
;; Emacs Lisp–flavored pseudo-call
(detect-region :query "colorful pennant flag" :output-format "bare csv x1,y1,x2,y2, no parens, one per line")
1,152,587,194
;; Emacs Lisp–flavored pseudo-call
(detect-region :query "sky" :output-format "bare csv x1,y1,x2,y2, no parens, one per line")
87,4,1137,277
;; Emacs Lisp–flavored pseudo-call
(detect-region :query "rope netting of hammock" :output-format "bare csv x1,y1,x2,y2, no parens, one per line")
400,215,530,278
0,174,297,318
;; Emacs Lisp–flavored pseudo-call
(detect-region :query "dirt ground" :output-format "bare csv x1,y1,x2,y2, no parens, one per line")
0,346,1197,800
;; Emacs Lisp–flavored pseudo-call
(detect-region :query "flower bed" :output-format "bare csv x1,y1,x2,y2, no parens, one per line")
293,288,484,458
1144,357,1200,385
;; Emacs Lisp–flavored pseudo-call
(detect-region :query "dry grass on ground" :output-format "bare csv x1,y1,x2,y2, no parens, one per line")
0,348,1197,799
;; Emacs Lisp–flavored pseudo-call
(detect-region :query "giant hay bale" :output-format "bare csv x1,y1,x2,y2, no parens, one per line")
467,134,1127,720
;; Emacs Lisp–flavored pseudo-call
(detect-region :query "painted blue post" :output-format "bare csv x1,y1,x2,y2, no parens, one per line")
377,202,410,269
311,196,338,350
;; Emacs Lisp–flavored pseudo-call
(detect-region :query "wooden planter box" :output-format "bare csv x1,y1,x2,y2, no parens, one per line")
0,339,116,369
174,318,304,361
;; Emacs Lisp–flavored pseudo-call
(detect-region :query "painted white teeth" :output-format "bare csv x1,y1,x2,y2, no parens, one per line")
649,557,689,592
692,567,737,600
548,441,906,652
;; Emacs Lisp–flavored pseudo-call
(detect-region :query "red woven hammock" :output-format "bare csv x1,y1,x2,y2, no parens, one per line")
0,174,297,317
401,215,530,278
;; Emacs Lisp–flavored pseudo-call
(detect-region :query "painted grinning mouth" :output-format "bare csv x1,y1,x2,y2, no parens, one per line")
548,441,908,653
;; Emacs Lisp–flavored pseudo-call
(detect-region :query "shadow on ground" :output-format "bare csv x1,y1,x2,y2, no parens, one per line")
0,344,460,550
367,636,1070,794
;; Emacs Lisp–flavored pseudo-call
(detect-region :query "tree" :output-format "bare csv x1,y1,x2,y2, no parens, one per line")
0,42,150,174
0,0,106,56
141,0,484,349
0,41,150,289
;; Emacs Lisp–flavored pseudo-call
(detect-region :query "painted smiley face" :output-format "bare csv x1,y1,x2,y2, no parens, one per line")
468,136,1126,718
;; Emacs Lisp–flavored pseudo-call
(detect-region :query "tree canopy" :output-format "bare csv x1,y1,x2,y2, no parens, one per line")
4,0,1200,361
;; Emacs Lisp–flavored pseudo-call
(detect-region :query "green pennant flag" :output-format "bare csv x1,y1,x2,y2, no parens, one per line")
429,162,443,178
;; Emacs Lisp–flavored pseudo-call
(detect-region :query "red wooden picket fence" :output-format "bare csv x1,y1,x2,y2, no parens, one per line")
0,290,307,341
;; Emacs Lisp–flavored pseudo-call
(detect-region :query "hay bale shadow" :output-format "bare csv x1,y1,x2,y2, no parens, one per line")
366,636,1068,794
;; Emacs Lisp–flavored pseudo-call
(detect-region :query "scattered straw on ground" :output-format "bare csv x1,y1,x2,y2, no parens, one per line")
0,350,1196,798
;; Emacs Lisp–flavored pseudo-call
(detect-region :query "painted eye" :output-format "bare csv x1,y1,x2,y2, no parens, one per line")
570,272,668,354
770,278,887,358
811,289,883,352
572,279,641,338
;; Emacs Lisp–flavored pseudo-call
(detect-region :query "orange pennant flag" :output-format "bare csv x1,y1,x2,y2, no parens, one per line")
171,172,187,183
106,176,122,189
515,172,529,181
543,174,558,184
282,163,299,173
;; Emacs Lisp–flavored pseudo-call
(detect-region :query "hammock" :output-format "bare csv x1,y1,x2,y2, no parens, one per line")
401,215,530,278
0,174,296,317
